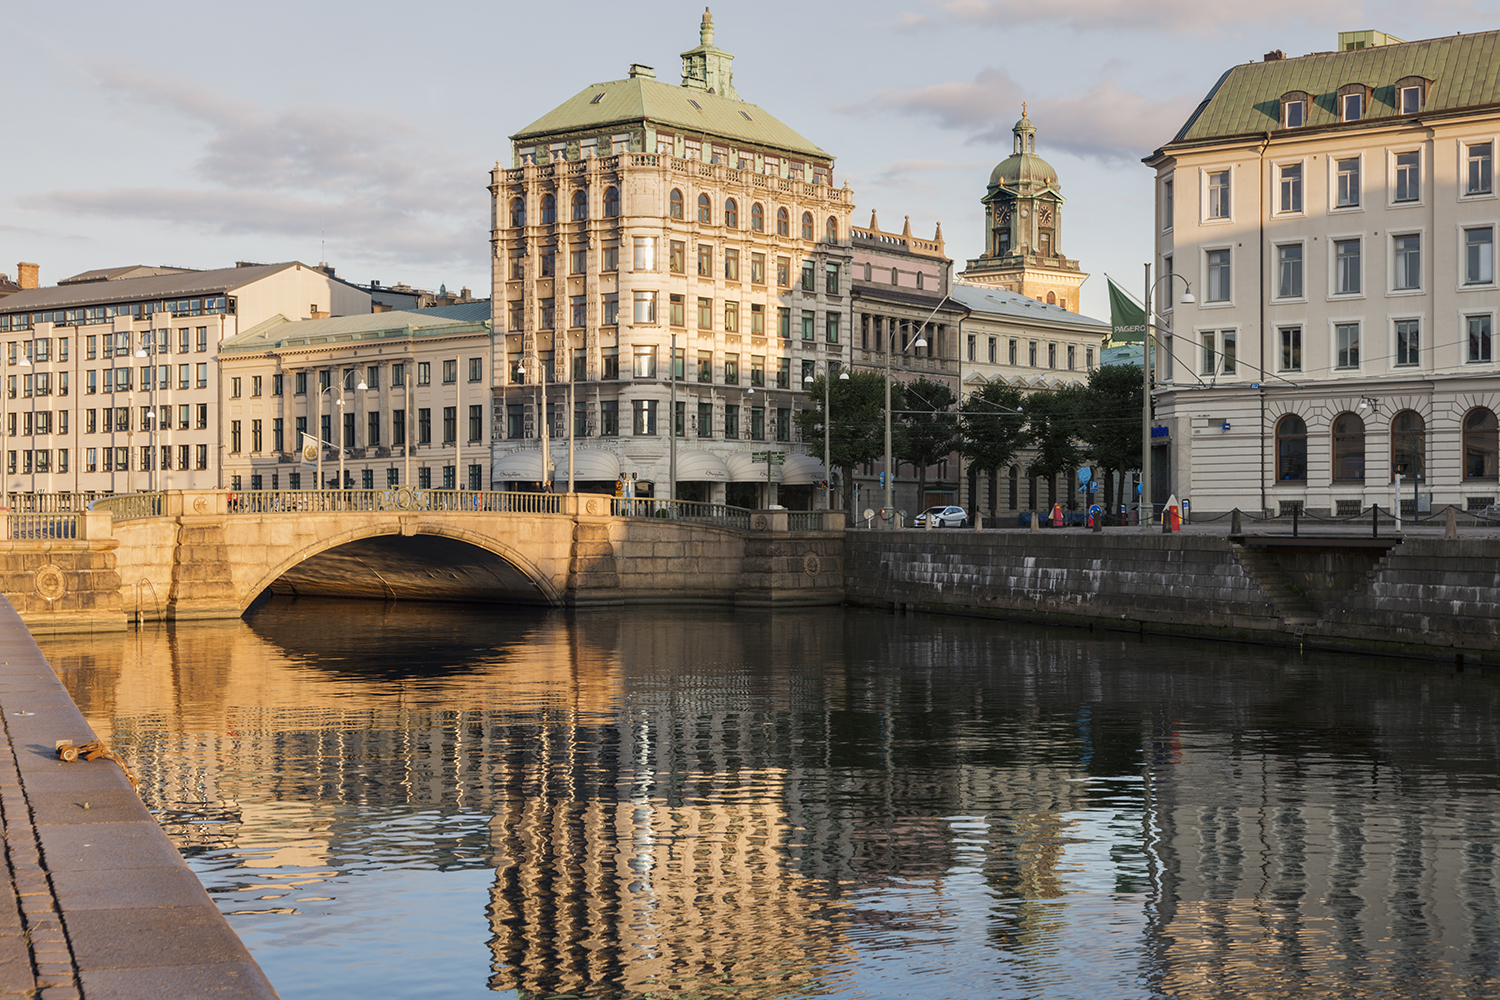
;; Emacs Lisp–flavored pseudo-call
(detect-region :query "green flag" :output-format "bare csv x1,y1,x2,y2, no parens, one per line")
1107,277,1146,345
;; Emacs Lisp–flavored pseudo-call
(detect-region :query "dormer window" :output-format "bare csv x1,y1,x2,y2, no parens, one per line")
1396,76,1430,115
1337,85,1368,122
1281,93,1307,128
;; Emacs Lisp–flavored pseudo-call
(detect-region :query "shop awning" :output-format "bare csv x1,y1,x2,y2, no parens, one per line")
726,451,783,483
566,449,621,481
781,454,827,486
672,449,730,481
493,450,545,480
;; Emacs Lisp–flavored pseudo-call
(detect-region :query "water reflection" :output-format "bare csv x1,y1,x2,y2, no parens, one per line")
39,601,1500,1000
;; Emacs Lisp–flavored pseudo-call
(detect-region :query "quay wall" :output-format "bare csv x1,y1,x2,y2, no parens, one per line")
844,530,1500,662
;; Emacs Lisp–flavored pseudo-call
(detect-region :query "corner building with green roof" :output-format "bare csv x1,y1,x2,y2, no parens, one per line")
1146,29,1500,518
488,9,851,506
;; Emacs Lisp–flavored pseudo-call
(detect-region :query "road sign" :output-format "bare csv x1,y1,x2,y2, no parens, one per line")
1077,467,1092,484
751,451,786,464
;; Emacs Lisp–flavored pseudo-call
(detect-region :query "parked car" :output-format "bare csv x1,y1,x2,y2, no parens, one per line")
915,505,969,528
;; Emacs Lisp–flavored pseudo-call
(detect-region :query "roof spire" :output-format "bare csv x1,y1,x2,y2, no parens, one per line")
681,7,737,99
701,7,714,46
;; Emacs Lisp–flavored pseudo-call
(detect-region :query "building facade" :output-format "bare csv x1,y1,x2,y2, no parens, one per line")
1148,29,1500,517
488,10,850,507
961,113,1088,312
218,309,493,492
0,262,367,496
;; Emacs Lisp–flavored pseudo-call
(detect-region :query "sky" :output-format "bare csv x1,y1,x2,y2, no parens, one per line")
6,0,1500,319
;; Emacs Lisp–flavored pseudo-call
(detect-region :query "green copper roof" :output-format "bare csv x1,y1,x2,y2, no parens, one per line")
1157,30,1500,154
511,75,830,160
221,311,489,355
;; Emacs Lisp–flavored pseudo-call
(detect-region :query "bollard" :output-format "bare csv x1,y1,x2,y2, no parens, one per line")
1372,504,1379,538
1446,505,1459,539
1030,512,1039,531
1092,512,1102,533
1161,507,1171,534
1231,508,1242,535
1292,505,1299,538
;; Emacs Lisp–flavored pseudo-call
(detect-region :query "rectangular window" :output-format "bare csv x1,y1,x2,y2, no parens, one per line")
1222,330,1236,374
632,399,657,436
442,359,458,384
469,404,483,442
698,297,712,330
1206,249,1231,301
750,253,765,284
776,257,791,287
750,406,765,441
825,264,839,294
724,354,739,384
230,377,241,398
1277,244,1303,298
1008,339,1018,365
1284,99,1305,128
825,314,839,344
698,401,713,437
250,375,262,397
468,357,483,382
1394,234,1421,290
509,301,524,331
724,301,739,333
198,403,208,429
1334,239,1361,295
1343,92,1363,122
1401,85,1422,114
1162,177,1174,229
1466,227,1494,284
1336,322,1360,369
197,328,208,352
750,355,765,387
1279,163,1302,212
1468,142,1493,195
1469,315,1493,363
417,361,431,386
1067,344,1076,370
1207,170,1230,219
1396,319,1420,366
418,408,431,444
633,236,655,270
724,404,739,439
1394,151,1420,202
230,420,242,453
633,345,656,379
392,410,406,446
603,294,619,326
697,244,712,277
697,351,712,383
602,245,619,271
801,260,815,291
778,307,791,338
1028,341,1037,367
540,297,555,328
442,407,457,445
669,241,685,273
602,347,619,380
1336,157,1360,207
1200,332,1216,375
988,338,997,363
751,304,764,335
671,347,685,380
669,294,685,327
967,334,976,362
570,296,586,328
724,248,739,281
571,248,587,274
633,291,657,324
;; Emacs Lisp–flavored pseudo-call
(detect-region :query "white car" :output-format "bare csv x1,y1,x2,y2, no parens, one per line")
914,505,968,528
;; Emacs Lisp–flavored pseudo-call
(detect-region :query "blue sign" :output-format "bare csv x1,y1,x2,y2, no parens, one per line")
1088,481,1098,493
1077,467,1092,484
1150,425,1170,439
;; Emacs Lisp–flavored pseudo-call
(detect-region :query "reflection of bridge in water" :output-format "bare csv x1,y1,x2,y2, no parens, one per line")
1,490,845,628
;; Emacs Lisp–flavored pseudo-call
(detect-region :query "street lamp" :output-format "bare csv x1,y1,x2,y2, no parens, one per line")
517,359,550,491
323,376,367,493
804,363,848,510
884,294,950,526
1142,266,1194,529
16,351,30,497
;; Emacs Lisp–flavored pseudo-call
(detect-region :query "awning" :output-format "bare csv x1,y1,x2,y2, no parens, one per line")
566,449,621,481
727,451,783,483
781,454,827,485
672,449,730,481
493,450,545,480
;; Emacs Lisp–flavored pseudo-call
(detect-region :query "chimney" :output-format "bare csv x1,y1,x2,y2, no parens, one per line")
1264,49,1285,61
17,263,39,290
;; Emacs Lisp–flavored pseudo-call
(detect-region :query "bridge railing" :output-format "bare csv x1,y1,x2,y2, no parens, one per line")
610,498,753,530
223,489,564,515
788,511,841,532
3,492,97,514
5,512,80,540
90,493,164,521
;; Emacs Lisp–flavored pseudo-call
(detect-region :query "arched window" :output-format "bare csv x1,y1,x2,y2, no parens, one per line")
1008,465,1019,509
603,186,620,218
1390,410,1425,480
1046,291,1056,305
751,203,764,232
776,207,789,236
1332,411,1365,481
510,197,526,228
724,198,738,228
1276,414,1307,481
891,267,899,285
863,262,872,281
826,216,837,242
571,190,588,221
801,212,814,240
1464,407,1498,479
698,193,711,224
540,194,556,225
916,272,925,290
669,189,684,220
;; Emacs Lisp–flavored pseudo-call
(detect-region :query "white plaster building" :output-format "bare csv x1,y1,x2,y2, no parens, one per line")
0,262,368,497
1147,29,1500,517
488,10,850,508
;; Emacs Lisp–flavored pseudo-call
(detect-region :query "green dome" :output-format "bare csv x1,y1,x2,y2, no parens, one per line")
988,113,1058,190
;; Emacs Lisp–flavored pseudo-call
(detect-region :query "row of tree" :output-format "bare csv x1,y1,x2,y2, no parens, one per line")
794,363,1147,516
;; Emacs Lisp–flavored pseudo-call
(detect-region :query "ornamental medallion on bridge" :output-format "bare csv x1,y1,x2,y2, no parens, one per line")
377,487,430,511
803,552,821,577
34,564,66,602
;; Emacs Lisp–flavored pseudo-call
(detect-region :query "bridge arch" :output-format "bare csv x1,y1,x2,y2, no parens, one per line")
238,521,567,613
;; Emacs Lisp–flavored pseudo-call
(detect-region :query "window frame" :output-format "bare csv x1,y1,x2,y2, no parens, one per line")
1393,316,1421,368
1331,410,1366,482
1463,406,1499,480
1331,154,1363,211
1390,230,1424,294
1331,236,1364,297
1203,246,1233,305
1466,312,1494,364
1275,413,1308,482
1333,320,1362,371
1390,148,1423,206
1274,242,1305,301
1461,223,1497,288
1275,160,1304,215
1202,166,1232,223
1278,325,1303,373
1462,138,1496,199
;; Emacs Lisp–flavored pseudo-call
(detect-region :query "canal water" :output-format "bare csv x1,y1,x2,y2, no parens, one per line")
37,602,1500,1000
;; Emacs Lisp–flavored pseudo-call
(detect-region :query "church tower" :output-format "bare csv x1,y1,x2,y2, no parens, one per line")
960,109,1086,312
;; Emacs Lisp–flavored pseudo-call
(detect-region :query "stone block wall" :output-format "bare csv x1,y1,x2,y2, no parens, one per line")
1323,538,1500,651
737,532,845,606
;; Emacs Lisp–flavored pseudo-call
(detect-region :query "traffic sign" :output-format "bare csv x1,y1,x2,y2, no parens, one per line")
751,451,786,464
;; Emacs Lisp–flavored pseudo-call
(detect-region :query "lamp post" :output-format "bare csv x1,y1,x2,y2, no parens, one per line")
1142,265,1195,530
17,351,31,497
517,358,550,491
669,332,677,503
324,375,367,494
804,363,848,510
884,294,950,525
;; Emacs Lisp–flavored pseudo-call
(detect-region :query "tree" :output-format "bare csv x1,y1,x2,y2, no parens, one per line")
795,370,899,513
960,382,1029,501
1076,362,1144,519
1023,383,1088,488
894,377,960,508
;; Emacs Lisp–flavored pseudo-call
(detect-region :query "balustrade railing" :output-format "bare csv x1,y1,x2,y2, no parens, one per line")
90,493,164,521
224,489,563,515
609,498,752,530
3,492,95,513
6,513,79,539
788,511,833,532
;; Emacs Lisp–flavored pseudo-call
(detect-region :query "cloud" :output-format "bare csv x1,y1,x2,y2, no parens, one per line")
942,0,1321,34
843,67,1198,161
890,10,939,32
31,67,482,268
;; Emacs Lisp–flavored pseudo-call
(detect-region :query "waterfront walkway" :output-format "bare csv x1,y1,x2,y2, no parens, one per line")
0,600,277,999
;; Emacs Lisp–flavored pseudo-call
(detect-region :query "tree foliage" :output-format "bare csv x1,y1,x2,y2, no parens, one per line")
795,370,899,512
895,377,960,504
960,382,1029,475
1023,383,1088,480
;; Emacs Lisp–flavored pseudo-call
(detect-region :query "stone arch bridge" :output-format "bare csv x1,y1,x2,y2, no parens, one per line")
0,490,845,631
